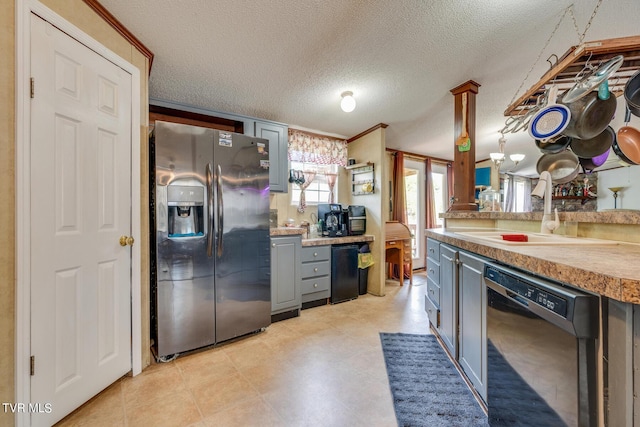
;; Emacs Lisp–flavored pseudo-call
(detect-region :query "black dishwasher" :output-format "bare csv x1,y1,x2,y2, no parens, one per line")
330,245,359,304
484,262,598,427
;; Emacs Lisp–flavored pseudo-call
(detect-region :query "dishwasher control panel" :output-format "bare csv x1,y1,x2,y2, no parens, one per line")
485,265,568,317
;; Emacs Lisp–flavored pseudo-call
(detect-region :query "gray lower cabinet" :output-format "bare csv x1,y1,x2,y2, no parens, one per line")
432,242,487,401
439,244,458,357
255,121,288,193
425,238,441,328
300,245,331,303
270,236,301,314
458,250,487,402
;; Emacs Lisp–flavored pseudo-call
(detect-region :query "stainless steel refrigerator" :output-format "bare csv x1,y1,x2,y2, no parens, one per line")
151,121,271,359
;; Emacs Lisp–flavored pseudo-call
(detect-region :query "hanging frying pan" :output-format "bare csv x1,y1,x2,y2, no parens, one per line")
624,69,640,117
536,150,580,184
535,134,572,154
613,106,640,165
569,126,615,158
579,148,610,173
528,86,571,142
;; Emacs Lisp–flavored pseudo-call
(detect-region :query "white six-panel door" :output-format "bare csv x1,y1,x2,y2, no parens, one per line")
29,13,132,426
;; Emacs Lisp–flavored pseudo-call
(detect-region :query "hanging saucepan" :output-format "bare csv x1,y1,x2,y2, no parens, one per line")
536,150,580,184
579,148,610,173
624,69,640,117
528,85,571,142
569,126,615,158
613,106,640,165
561,90,617,140
535,134,572,154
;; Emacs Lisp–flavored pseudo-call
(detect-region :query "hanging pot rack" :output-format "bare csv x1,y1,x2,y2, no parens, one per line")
504,35,640,117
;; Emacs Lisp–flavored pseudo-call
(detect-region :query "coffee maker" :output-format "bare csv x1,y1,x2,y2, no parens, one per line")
318,203,347,237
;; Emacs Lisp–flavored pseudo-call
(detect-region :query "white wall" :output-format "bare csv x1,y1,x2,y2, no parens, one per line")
597,166,640,211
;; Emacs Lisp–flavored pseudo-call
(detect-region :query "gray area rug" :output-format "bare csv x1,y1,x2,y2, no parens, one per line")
380,332,488,427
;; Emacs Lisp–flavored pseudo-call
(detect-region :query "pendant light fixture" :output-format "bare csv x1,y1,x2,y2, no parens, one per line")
340,91,356,112
490,133,525,170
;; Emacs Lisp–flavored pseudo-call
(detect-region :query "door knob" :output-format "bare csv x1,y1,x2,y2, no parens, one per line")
119,236,135,246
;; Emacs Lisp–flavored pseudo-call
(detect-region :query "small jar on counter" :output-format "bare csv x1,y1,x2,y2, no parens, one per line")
478,187,502,212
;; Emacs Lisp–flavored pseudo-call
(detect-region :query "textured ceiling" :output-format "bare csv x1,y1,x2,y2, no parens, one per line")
100,0,640,176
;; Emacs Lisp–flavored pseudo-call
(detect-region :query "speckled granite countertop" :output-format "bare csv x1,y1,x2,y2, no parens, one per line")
426,227,640,304
300,235,374,247
270,228,374,247
442,211,640,224
270,227,305,236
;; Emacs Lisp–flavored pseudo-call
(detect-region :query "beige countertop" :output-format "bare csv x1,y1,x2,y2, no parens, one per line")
426,227,640,304
300,235,374,247
270,227,306,236
442,211,640,224
270,228,374,246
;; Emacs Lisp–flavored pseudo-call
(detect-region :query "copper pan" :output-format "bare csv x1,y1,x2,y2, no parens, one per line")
614,107,640,165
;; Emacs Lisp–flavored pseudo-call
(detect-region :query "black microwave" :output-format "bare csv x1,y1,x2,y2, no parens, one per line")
348,205,366,235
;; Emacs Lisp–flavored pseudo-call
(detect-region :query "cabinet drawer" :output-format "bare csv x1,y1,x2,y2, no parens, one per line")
426,257,440,283
301,276,330,295
427,238,440,259
301,246,331,263
301,260,330,279
425,294,440,328
427,276,440,307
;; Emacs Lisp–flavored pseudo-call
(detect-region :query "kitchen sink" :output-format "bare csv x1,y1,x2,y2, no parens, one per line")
454,230,619,246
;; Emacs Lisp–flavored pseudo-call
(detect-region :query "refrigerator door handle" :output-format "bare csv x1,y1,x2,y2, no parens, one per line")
206,162,214,257
216,164,224,257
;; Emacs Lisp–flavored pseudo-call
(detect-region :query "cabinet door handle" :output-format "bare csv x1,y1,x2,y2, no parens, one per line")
429,248,434,253
272,243,276,248
429,268,434,274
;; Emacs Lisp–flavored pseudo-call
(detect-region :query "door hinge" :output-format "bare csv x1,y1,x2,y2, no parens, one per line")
30,355,35,376
30,77,35,98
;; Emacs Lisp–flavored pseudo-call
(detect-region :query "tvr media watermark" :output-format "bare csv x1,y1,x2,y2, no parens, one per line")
3,403,53,414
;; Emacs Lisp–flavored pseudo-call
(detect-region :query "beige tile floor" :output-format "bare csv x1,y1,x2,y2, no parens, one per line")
56,273,430,427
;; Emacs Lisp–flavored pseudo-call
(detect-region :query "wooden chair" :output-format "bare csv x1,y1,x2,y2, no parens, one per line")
385,221,413,285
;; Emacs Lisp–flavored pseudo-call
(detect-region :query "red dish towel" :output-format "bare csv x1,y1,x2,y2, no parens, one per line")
501,234,528,242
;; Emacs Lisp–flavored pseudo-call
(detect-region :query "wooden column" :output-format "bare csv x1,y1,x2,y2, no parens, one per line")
449,80,481,211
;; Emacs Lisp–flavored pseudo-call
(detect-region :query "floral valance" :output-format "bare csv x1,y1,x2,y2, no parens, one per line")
288,129,348,167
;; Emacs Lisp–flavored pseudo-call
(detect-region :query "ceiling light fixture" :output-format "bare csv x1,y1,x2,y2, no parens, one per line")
509,153,526,166
340,91,356,113
490,152,505,168
490,134,525,170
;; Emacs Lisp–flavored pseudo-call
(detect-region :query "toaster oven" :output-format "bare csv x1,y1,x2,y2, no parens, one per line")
348,205,366,235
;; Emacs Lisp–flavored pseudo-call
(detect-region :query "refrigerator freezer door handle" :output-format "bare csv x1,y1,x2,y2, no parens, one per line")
216,164,224,257
206,163,214,257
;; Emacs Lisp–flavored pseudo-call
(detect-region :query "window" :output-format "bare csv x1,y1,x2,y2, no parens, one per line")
431,164,448,227
289,162,338,206
503,175,531,212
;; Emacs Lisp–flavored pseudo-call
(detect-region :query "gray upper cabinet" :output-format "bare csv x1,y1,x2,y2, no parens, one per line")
149,98,288,193
255,121,288,193
458,250,487,402
439,244,458,357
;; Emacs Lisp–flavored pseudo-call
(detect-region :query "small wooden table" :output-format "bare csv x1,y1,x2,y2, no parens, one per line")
385,221,412,285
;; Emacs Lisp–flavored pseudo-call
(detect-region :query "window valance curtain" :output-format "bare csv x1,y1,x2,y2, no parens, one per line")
288,129,348,167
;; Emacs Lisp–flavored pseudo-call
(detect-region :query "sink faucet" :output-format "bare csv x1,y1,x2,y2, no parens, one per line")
531,171,560,234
